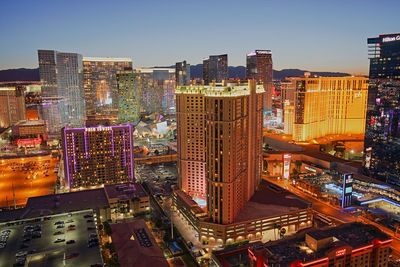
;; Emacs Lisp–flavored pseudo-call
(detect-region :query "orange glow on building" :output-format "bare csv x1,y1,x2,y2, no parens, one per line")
287,75,368,142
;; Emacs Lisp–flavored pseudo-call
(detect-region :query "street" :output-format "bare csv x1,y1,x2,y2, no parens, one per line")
265,176,400,258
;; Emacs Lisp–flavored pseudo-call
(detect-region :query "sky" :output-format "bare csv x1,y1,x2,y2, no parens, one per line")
0,0,399,75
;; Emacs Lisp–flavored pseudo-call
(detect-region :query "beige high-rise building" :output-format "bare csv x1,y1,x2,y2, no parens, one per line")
176,80,264,224
0,87,26,128
284,103,295,135
292,74,368,142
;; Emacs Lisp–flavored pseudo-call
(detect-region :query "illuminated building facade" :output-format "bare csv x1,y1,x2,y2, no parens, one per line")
83,57,132,117
136,68,176,113
292,74,368,142
246,50,273,110
175,86,206,197
176,60,190,86
364,33,400,186
116,70,140,125
176,80,264,224
38,50,85,134
62,125,134,190
248,222,392,267
283,104,294,135
203,54,228,85
0,87,26,128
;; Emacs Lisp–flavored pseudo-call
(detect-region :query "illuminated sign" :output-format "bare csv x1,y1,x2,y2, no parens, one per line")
342,173,353,208
305,166,316,173
283,154,291,179
335,248,346,257
382,35,400,42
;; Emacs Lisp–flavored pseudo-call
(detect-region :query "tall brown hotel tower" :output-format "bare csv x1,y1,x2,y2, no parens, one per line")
176,80,264,224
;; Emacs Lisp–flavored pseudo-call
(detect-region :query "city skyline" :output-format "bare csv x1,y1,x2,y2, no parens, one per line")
1,0,399,74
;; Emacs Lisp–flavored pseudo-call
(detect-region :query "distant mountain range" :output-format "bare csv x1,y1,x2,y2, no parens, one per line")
0,66,350,82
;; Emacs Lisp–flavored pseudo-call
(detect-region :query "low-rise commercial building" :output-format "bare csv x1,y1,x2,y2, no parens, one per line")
248,222,392,267
12,120,46,137
104,183,150,219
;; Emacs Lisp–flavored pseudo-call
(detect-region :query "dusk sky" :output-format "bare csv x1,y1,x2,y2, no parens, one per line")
1,0,399,74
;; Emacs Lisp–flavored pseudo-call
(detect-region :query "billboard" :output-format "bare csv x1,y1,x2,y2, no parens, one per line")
283,154,291,179
342,173,353,208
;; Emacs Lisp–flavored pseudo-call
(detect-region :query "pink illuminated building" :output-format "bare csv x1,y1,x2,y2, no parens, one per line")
62,125,134,190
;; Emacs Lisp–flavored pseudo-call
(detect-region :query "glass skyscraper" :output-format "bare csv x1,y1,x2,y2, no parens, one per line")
136,68,176,114
175,60,190,86
202,54,228,85
83,57,132,117
246,50,273,110
116,70,140,125
364,33,400,185
38,50,85,134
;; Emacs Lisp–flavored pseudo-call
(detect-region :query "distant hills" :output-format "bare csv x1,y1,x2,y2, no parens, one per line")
0,68,40,82
188,64,351,80
0,66,350,82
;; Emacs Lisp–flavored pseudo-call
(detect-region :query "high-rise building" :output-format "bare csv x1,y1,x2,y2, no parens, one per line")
136,68,176,113
203,54,228,85
176,61,191,86
83,57,132,117
62,124,134,190
291,74,368,142
364,33,400,186
116,69,140,125
0,86,26,128
246,50,273,110
176,80,264,224
283,104,295,135
38,50,85,134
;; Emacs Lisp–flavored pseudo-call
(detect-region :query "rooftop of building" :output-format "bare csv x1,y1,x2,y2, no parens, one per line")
104,183,148,201
0,188,109,223
257,222,391,266
13,120,45,126
174,189,199,207
213,241,263,267
175,80,264,96
110,220,169,267
82,57,132,62
234,180,311,223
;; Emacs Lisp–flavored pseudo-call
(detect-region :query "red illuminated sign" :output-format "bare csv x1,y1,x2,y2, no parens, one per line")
335,248,346,257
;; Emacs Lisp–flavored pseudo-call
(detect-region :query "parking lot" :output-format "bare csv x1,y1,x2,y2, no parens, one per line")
0,210,103,266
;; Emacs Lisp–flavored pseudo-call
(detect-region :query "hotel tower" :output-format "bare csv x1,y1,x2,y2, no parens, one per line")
176,80,264,224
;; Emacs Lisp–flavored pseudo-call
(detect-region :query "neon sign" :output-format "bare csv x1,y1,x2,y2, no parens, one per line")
382,35,400,42
335,248,346,257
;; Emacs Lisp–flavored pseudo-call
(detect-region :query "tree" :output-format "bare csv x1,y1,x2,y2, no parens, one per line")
103,221,112,236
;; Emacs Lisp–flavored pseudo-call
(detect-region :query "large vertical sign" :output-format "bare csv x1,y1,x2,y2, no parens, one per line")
365,147,372,168
342,173,353,208
283,154,291,179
